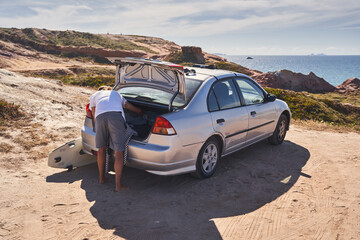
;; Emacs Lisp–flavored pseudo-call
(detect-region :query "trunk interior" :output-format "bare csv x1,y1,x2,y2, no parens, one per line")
124,101,169,141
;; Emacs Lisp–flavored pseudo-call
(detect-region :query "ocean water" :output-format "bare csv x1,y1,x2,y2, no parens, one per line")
220,55,360,86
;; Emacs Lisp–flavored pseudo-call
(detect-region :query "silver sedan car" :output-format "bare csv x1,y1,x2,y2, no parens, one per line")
79,58,291,178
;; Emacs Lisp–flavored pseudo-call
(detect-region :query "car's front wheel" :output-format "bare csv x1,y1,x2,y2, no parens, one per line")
192,138,220,179
268,114,288,145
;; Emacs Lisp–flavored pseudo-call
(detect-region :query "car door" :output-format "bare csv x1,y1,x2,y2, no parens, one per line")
208,78,249,154
234,77,277,144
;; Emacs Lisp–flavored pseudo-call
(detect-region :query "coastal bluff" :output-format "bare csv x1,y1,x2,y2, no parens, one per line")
336,77,360,93
252,69,336,93
251,69,359,94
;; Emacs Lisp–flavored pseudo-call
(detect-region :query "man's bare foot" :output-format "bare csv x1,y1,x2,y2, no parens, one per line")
115,185,129,192
99,177,107,184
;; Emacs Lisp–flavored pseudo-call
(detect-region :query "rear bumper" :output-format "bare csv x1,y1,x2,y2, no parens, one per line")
81,125,200,176
81,125,98,153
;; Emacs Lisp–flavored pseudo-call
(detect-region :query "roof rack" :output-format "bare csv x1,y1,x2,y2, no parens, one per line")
192,64,216,69
107,57,184,72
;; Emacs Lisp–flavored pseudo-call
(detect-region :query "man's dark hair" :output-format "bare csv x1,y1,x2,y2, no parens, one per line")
98,86,112,91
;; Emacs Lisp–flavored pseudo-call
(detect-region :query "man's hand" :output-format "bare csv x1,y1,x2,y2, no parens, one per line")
125,102,142,116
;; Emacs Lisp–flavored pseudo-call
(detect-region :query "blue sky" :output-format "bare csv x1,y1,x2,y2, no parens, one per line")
1,0,359,55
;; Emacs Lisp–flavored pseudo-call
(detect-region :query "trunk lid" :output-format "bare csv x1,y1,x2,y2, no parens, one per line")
108,58,186,110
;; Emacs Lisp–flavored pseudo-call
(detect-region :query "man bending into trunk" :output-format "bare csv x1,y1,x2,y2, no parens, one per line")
90,86,142,191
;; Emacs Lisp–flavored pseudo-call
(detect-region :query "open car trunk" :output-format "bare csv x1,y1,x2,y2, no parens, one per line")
107,58,187,141
124,101,169,141
109,57,186,112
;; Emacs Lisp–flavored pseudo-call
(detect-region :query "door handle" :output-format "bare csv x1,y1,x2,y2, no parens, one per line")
216,118,225,124
250,111,256,116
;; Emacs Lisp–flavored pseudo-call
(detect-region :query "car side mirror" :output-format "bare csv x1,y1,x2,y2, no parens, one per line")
265,93,276,102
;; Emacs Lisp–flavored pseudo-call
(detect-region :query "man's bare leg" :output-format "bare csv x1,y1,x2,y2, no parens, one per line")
97,146,107,184
114,150,129,191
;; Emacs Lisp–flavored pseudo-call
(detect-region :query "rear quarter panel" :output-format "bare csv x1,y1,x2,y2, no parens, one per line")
165,78,217,147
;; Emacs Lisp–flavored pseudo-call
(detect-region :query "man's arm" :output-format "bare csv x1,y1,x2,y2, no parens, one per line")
91,107,96,124
124,102,142,115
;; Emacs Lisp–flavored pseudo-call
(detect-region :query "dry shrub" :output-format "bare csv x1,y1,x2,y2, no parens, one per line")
0,99,24,123
0,126,12,139
48,133,59,141
13,125,50,150
292,119,358,133
0,142,12,153
29,150,48,160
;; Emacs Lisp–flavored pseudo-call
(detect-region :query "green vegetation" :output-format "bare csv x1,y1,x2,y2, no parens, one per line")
214,61,253,75
134,38,164,45
164,57,253,76
57,52,112,64
0,99,24,125
60,75,114,88
309,92,360,107
164,51,199,65
265,88,360,131
24,67,116,88
48,30,154,52
30,73,113,88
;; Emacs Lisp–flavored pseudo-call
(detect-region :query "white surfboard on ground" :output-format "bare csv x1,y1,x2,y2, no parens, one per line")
48,137,96,170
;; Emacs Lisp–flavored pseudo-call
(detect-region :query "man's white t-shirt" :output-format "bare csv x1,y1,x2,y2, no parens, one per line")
89,90,127,120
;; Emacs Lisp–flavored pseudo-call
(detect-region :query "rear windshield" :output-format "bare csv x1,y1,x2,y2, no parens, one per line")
119,78,202,107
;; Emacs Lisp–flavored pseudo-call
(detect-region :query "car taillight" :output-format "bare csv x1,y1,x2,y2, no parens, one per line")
152,116,176,135
86,103,93,119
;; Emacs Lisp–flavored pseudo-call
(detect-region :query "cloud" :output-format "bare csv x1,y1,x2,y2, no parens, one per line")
1,0,359,54
0,4,94,30
1,0,359,36
326,46,338,50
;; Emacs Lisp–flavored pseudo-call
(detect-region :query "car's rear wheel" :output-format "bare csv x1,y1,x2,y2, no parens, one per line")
192,138,220,179
268,114,288,145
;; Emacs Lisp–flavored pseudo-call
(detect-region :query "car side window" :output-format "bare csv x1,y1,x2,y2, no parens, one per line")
208,79,241,111
208,89,219,111
236,79,265,105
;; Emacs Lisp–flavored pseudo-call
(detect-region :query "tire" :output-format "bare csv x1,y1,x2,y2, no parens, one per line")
268,114,288,145
192,138,220,179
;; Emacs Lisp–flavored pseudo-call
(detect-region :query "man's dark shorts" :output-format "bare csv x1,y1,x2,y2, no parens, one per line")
95,111,132,152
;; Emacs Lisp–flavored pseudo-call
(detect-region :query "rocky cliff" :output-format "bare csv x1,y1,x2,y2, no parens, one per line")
253,70,336,93
181,46,205,64
336,77,360,94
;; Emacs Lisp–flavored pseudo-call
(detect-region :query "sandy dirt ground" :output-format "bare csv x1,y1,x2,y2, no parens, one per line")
0,70,359,240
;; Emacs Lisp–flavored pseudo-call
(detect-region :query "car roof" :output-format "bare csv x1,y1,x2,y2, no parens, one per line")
184,67,250,81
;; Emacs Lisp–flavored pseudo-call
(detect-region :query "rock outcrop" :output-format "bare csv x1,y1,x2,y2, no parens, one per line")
253,69,336,93
203,52,227,63
336,77,360,94
181,46,205,64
